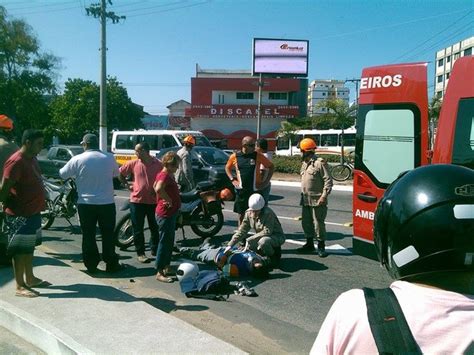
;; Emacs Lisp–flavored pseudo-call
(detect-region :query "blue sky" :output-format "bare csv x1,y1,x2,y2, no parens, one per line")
3,0,473,114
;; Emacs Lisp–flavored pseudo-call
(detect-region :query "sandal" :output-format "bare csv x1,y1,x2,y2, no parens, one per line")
234,282,258,297
155,272,173,283
26,279,52,288
15,288,39,298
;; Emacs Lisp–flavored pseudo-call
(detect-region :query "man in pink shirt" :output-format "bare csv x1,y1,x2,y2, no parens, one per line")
119,142,162,263
311,165,474,354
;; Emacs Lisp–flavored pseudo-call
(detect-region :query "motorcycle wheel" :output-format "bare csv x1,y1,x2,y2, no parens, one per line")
41,199,55,230
190,207,224,238
114,213,135,249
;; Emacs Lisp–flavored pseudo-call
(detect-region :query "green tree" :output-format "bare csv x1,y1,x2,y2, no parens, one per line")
49,77,144,144
0,6,59,138
314,98,357,130
428,96,442,148
277,120,300,156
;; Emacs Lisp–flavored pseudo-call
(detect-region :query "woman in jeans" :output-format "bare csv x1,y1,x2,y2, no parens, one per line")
153,151,181,283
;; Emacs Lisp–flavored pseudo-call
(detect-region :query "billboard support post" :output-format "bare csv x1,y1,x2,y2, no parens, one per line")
257,73,263,139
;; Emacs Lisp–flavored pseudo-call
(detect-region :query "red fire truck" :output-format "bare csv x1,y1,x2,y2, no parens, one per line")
352,55,473,259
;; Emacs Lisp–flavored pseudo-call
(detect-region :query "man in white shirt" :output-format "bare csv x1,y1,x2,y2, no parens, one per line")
311,164,474,354
60,134,121,274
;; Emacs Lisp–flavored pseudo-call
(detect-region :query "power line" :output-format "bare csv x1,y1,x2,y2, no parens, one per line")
4,0,77,11
9,4,82,16
314,8,471,40
403,22,473,61
126,1,210,18
115,1,186,13
392,11,473,62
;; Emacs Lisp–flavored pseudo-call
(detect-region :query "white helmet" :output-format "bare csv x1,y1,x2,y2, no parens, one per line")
176,262,199,282
248,193,265,211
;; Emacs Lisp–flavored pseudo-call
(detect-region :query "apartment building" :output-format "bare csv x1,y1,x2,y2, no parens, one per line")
307,79,350,116
435,36,473,98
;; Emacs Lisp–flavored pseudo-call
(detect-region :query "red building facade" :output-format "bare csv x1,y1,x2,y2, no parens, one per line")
186,66,307,150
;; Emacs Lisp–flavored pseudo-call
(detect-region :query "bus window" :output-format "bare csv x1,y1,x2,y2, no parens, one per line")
295,134,303,146
116,134,135,149
340,133,356,146
320,134,338,147
359,106,419,185
305,134,320,146
277,136,289,150
452,98,474,169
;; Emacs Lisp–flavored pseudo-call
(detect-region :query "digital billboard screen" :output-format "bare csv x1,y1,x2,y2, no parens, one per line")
252,38,309,77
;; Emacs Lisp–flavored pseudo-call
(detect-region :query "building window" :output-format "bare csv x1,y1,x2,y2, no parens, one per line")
464,47,472,56
447,55,451,63
322,92,326,96
437,91,443,99
269,92,288,100
437,75,443,83
236,92,254,100
453,52,460,60
446,72,450,80
438,58,443,67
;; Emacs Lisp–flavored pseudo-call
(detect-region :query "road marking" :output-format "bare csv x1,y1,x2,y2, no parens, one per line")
271,180,353,192
285,239,352,254
222,209,348,227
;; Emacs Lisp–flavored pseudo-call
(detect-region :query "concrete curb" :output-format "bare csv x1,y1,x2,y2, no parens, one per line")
0,299,91,355
271,179,353,192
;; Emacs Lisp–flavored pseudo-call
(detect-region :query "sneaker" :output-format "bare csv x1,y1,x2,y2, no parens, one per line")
137,255,151,263
297,243,315,253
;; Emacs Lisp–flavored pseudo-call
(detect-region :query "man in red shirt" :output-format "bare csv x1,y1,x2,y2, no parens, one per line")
119,142,163,263
0,129,47,298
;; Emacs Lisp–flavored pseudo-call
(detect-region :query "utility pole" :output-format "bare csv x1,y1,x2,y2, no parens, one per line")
345,78,361,105
86,1,125,151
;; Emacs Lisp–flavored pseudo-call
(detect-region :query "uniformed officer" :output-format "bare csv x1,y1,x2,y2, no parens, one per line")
298,138,333,257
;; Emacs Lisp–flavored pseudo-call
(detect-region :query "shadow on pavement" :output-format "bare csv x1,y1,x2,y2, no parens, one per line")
142,297,209,313
278,257,328,273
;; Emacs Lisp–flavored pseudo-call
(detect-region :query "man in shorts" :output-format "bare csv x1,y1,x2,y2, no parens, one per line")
0,129,48,297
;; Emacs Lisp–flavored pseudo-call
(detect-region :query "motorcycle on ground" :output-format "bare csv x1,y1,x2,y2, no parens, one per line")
114,181,233,249
41,178,78,230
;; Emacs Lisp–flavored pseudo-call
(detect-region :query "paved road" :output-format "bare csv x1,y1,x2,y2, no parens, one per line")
34,185,391,354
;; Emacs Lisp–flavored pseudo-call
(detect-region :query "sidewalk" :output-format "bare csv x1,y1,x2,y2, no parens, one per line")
0,251,245,354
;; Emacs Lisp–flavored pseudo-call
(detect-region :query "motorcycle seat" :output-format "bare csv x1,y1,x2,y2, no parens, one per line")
180,190,200,203
44,181,63,192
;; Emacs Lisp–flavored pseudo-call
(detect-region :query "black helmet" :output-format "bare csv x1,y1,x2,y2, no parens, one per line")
373,164,474,280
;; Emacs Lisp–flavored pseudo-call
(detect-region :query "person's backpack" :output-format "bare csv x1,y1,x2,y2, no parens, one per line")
363,287,422,354
180,270,232,301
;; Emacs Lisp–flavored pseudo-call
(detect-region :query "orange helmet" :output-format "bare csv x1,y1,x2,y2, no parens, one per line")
183,135,195,145
219,188,234,201
299,138,317,152
0,115,14,131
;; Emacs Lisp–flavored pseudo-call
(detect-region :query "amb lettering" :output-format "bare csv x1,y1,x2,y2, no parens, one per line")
360,74,402,90
355,209,375,220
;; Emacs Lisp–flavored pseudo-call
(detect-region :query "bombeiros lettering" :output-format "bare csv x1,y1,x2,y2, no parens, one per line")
360,74,402,89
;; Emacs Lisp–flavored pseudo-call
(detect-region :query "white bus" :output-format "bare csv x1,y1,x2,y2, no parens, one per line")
275,127,356,156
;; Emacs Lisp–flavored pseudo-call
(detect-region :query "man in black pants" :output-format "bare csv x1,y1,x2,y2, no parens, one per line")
60,134,121,273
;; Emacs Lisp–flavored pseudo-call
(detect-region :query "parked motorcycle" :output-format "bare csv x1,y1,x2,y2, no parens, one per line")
114,181,233,249
41,178,78,229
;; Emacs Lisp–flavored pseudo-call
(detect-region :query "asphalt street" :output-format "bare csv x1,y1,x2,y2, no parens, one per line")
33,185,392,354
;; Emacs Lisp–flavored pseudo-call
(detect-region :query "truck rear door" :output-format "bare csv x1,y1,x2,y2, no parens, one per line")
353,63,429,259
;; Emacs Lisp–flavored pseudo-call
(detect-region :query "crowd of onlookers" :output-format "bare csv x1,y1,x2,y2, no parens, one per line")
1,114,472,353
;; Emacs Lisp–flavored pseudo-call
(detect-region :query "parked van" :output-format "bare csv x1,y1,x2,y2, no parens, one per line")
111,130,212,165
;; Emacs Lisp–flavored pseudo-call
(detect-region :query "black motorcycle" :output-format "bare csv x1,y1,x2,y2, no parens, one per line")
114,181,229,249
41,178,78,229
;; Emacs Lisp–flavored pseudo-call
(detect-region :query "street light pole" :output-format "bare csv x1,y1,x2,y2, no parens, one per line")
256,73,263,139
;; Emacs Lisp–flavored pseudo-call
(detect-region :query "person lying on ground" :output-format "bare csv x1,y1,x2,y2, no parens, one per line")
179,239,272,279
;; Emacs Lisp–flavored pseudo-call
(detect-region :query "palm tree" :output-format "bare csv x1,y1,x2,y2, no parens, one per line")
315,99,357,162
278,120,299,156
428,96,442,148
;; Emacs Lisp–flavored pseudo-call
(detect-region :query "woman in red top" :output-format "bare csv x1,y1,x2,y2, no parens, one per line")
153,151,181,283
